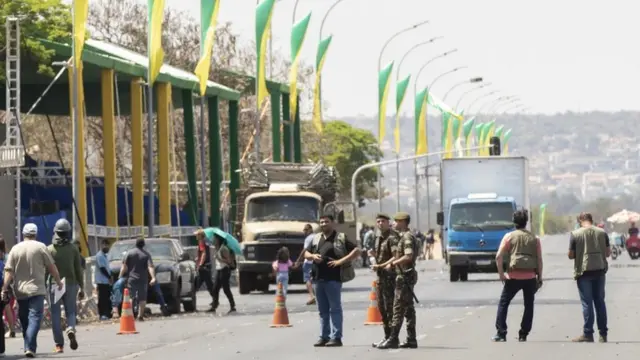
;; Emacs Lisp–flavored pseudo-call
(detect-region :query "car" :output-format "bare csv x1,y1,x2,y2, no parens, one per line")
108,238,198,314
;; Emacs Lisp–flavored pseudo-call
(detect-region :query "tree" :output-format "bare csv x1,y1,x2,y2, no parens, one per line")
303,120,382,202
0,0,72,80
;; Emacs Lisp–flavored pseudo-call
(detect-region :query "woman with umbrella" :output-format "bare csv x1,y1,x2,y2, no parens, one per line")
210,230,238,314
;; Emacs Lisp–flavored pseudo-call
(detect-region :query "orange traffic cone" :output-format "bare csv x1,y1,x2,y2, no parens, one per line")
270,281,292,328
117,288,139,335
364,280,383,325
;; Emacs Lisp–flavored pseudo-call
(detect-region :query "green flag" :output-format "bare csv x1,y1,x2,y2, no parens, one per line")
539,204,547,236
441,112,451,151
503,128,513,155
495,124,505,138
289,12,311,122
394,75,411,153
312,35,332,133
255,0,276,108
378,61,394,145
414,88,428,155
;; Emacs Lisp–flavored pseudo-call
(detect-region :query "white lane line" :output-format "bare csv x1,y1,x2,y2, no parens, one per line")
118,351,146,359
434,324,446,329
417,333,427,340
116,329,228,358
450,318,464,322
389,349,401,354
465,311,474,316
239,322,254,327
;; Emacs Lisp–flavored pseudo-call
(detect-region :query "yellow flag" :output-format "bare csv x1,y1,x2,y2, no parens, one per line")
256,0,276,109
148,0,166,85
73,0,89,68
194,0,221,96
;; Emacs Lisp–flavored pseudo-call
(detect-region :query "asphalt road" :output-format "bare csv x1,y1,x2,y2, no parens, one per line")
6,234,640,359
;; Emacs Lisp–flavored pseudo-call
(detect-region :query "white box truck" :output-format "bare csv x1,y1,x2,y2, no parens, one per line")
436,156,530,282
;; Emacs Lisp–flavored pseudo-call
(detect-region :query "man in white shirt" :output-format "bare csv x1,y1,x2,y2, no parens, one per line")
295,224,316,305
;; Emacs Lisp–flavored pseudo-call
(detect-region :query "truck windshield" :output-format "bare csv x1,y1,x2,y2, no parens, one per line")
247,196,319,222
449,202,514,231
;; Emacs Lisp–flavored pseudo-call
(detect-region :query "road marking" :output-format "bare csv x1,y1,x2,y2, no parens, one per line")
205,329,228,337
239,322,254,327
389,349,401,354
434,324,446,329
450,318,464,322
417,333,427,340
116,329,228,358
118,351,147,359
465,311,474,316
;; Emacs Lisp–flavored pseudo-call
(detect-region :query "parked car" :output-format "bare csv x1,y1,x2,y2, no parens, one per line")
108,238,197,314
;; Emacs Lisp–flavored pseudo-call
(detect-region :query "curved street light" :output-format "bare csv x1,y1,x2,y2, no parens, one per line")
376,20,429,212
441,77,483,104
455,83,491,111
396,37,444,82
476,95,516,115
413,49,458,102
429,66,467,91
466,90,500,113
487,97,520,115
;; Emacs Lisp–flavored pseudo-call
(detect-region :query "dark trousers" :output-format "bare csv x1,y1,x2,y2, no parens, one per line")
0,300,5,354
197,267,216,300
213,267,235,310
97,284,112,318
495,278,537,336
577,273,608,337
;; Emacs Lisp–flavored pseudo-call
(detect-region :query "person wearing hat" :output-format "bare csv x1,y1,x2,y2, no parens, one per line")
369,213,400,348
2,224,63,358
377,212,419,349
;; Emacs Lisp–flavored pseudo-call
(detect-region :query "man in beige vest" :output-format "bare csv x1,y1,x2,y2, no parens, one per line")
492,210,542,342
569,212,610,343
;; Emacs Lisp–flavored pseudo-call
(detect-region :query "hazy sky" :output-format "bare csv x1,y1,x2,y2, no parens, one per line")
159,0,640,118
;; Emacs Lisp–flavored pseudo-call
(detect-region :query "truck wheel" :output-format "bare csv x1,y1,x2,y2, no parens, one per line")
258,280,269,293
449,266,460,282
238,271,254,295
459,270,468,282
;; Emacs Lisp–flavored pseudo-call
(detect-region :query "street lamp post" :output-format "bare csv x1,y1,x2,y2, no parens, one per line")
411,49,457,229
441,77,484,104
465,90,500,113
393,36,443,216
376,20,429,213
454,83,490,112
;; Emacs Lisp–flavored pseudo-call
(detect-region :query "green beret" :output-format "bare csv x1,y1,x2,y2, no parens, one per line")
394,212,411,221
376,213,391,220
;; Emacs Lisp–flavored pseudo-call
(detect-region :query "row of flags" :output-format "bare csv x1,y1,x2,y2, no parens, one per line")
377,63,515,159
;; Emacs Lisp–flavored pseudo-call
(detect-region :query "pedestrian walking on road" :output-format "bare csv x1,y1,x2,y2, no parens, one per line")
0,236,16,339
304,213,360,347
369,213,399,348
2,223,63,358
95,239,113,320
272,247,293,296
211,234,236,314
376,212,419,349
47,219,85,353
569,212,611,343
492,210,542,342
194,230,216,311
118,238,157,321
294,224,316,305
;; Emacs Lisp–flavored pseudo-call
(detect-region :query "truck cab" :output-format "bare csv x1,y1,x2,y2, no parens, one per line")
443,193,516,281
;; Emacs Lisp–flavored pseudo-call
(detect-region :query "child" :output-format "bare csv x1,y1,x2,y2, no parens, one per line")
272,247,293,297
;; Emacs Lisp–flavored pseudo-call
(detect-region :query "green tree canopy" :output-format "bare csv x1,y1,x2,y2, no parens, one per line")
0,0,72,80
304,120,382,202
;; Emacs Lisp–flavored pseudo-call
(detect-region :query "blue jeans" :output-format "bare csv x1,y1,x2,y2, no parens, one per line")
577,273,608,336
302,263,312,283
152,283,166,307
49,283,78,347
17,295,45,353
313,280,343,340
276,272,289,296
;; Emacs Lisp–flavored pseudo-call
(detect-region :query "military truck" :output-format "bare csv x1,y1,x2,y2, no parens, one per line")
235,161,357,294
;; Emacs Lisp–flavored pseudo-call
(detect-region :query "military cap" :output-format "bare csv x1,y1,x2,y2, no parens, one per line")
376,213,391,220
393,212,411,221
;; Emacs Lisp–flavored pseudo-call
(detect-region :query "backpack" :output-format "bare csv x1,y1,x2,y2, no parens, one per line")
312,232,356,283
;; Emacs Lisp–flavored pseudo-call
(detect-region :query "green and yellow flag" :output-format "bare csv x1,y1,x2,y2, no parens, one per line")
289,12,311,123
414,88,428,155
476,122,487,156
482,120,496,155
539,204,547,236
312,36,332,133
462,117,475,156
494,124,505,139
503,128,513,155
378,62,394,145
451,116,461,156
194,0,221,96
148,0,166,85
394,75,411,153
441,112,450,157
255,0,275,109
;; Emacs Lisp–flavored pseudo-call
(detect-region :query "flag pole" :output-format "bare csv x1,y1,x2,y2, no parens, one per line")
147,13,156,237
71,0,81,244
198,25,209,227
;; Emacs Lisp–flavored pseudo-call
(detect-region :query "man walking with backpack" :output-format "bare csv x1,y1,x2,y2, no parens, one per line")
492,210,542,342
304,214,360,347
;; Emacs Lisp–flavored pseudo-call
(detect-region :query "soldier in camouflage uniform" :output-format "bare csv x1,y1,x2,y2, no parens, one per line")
378,212,419,349
369,214,399,347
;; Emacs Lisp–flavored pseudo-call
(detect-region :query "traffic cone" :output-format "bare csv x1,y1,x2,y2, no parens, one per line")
270,281,292,328
364,280,383,325
117,288,138,335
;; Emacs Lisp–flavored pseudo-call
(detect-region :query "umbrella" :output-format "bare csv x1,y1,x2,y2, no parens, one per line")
607,209,640,224
203,227,242,255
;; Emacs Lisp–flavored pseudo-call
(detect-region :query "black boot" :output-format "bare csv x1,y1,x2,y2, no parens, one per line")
399,339,418,349
372,327,390,348
377,328,399,349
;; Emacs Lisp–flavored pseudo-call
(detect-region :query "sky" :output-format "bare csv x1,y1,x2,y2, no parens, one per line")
156,0,640,118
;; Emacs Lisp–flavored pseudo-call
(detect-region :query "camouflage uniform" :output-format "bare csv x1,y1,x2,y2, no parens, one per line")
379,212,419,349
373,224,399,345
